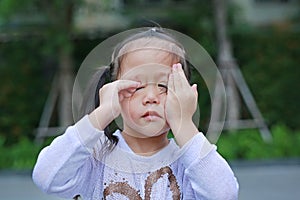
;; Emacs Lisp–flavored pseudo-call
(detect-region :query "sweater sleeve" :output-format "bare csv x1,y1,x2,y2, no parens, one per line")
180,133,239,200
32,115,105,198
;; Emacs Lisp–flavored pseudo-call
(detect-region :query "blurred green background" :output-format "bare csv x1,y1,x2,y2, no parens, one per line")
0,0,299,170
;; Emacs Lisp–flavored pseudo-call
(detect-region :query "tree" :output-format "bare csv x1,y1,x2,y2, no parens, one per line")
210,0,272,142
0,0,79,140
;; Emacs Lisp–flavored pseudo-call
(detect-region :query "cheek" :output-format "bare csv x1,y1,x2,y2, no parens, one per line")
120,99,130,117
121,98,140,119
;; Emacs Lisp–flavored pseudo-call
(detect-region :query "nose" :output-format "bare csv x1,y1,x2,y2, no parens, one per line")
142,85,160,105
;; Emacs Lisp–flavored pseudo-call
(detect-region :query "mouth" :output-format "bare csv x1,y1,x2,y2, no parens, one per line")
142,111,161,121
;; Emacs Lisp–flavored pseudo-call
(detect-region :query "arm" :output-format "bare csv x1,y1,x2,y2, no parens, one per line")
32,115,104,198
180,134,239,200
166,64,238,199
32,80,140,198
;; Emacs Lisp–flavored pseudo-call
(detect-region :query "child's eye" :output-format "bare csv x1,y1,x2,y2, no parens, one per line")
158,84,168,93
135,86,145,92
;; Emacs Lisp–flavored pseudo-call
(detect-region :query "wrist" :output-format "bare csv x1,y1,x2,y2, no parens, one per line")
168,116,193,133
171,120,199,147
88,106,114,131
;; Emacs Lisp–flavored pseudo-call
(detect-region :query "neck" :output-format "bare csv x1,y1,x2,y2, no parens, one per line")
121,131,169,156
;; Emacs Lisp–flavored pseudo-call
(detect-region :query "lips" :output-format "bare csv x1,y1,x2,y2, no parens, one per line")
142,111,161,120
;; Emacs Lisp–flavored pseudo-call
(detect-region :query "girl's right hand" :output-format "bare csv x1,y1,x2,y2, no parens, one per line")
89,80,140,130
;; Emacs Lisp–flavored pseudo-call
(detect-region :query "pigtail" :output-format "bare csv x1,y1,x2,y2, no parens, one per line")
94,66,111,108
79,65,119,150
96,65,119,150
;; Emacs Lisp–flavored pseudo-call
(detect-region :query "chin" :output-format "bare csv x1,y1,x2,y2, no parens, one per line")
142,130,166,138
139,125,169,138
122,116,170,138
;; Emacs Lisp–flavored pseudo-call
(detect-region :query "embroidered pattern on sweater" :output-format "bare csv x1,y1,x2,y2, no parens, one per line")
103,166,180,199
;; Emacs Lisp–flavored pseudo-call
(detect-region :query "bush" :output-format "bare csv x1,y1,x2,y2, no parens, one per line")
0,124,299,170
0,135,42,170
217,124,300,161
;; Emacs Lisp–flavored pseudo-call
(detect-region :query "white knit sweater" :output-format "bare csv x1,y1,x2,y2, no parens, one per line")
32,115,239,200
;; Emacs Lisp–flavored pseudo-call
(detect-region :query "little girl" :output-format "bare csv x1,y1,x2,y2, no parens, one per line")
33,27,238,200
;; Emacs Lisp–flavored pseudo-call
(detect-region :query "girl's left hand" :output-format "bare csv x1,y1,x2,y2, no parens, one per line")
165,63,198,146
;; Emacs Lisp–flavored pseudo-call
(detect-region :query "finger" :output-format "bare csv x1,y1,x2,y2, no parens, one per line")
119,87,136,102
191,84,198,97
119,92,133,102
172,63,182,90
116,80,140,91
173,63,190,89
176,63,190,86
168,71,175,94
127,88,137,93
120,90,134,98
119,94,124,102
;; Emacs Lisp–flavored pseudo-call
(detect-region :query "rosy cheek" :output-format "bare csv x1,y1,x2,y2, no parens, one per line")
126,99,140,117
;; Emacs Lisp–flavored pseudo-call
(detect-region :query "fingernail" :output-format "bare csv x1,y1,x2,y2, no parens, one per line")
172,64,177,70
177,63,182,69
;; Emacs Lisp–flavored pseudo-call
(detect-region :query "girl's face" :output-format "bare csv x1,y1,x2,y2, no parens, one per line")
118,49,176,138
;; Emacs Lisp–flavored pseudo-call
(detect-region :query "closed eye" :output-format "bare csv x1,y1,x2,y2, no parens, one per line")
134,84,168,93
158,84,168,93
135,86,145,92
158,83,167,89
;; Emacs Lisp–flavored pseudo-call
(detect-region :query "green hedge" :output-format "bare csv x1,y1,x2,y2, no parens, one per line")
0,124,299,170
0,135,42,170
217,125,300,161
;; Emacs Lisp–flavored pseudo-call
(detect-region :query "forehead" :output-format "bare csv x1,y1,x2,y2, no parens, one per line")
123,48,176,66
118,37,184,61
119,49,175,79
120,63,171,81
